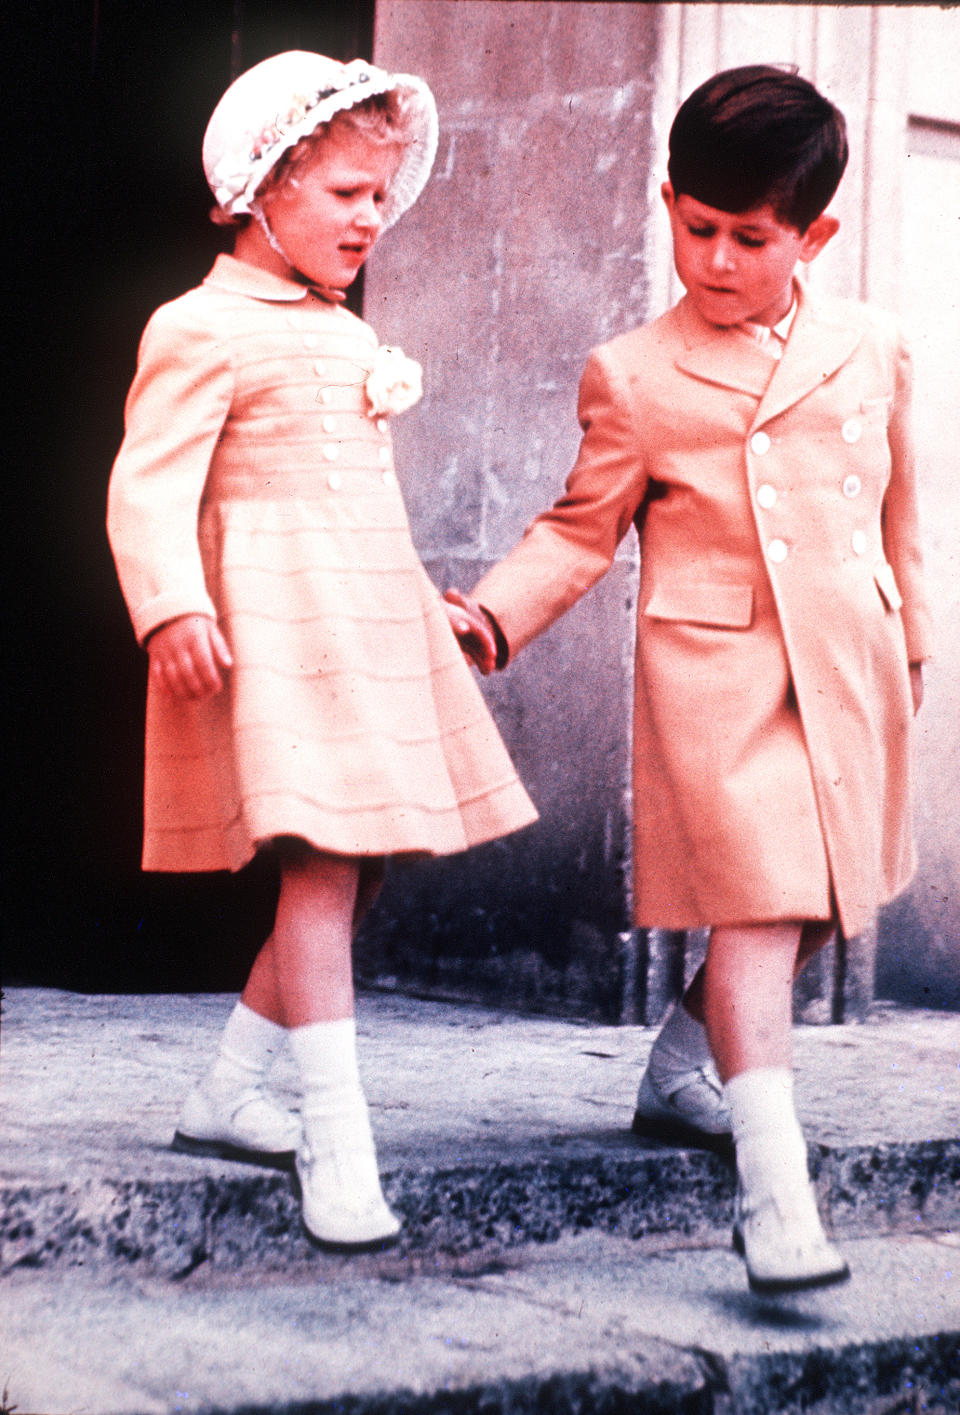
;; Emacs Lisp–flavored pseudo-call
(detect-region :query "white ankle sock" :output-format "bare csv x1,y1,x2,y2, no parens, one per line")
208,1002,287,1094
288,1017,364,1119
652,1001,712,1068
724,1067,808,1191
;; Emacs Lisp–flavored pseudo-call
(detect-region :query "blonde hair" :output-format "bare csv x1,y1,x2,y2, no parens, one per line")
210,91,412,227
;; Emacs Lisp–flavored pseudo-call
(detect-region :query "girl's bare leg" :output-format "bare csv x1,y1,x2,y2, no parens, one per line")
237,845,398,1248
241,850,384,1026
242,848,361,1026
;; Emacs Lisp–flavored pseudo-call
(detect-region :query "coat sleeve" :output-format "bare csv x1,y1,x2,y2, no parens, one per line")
106,301,234,645
881,327,935,664
471,344,648,660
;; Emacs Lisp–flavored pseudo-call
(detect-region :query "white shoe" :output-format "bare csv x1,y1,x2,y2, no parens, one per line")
296,1102,401,1251
172,1082,302,1169
632,1059,732,1151
734,1178,850,1294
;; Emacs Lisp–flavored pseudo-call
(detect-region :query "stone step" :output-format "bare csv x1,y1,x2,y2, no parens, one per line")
2,989,959,1412
4,1133,960,1278
2,1229,958,1415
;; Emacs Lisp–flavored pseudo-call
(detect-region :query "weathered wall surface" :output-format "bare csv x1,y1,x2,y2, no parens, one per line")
361,1,960,1017
361,1,662,1017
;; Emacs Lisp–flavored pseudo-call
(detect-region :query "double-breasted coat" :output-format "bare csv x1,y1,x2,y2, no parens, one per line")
473,281,933,939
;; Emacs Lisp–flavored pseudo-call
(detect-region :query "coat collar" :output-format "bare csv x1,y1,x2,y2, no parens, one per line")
203,253,310,303
673,279,862,427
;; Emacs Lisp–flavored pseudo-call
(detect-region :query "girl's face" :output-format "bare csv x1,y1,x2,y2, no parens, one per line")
254,126,403,289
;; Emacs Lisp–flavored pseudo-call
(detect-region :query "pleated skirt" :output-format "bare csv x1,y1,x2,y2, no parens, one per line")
141,464,537,871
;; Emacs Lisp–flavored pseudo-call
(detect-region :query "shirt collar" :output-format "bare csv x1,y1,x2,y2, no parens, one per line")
740,285,799,350
203,253,310,303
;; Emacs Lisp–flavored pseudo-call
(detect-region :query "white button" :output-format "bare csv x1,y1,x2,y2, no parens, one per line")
323,444,340,462
842,474,862,499
378,446,391,465
750,430,771,455
756,483,778,510
286,311,303,329
851,529,867,555
314,360,327,377
317,386,333,404
303,333,319,349
381,469,396,486
377,418,389,436
327,471,342,491
842,417,862,444
321,414,337,433
767,539,789,564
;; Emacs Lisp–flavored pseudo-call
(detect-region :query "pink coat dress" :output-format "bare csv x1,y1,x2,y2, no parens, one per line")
108,255,536,871
473,283,933,940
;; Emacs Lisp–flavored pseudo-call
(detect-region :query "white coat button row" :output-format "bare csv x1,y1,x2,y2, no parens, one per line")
303,333,320,349
843,474,862,498
851,529,868,555
382,469,396,486
321,414,337,433
327,471,342,491
756,483,778,510
750,430,771,456
323,444,340,462
766,538,789,564
842,417,862,444
377,417,389,436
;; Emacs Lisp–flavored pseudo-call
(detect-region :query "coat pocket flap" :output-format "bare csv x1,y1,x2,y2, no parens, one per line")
644,581,754,629
874,560,904,612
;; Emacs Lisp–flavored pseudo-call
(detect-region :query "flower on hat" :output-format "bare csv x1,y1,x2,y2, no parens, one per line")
365,345,423,417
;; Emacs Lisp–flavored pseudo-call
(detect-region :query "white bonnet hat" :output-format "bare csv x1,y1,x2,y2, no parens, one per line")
203,51,438,228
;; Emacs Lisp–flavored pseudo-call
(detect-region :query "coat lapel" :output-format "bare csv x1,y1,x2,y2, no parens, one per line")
754,286,861,429
671,285,862,427
673,298,775,400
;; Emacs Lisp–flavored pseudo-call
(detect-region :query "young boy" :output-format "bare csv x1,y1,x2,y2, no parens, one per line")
448,65,932,1292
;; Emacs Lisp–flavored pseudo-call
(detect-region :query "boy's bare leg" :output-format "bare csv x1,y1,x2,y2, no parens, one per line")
702,922,800,1080
682,918,835,1027
704,920,849,1293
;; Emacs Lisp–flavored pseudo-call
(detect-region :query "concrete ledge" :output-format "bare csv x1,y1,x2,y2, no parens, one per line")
1,1232,957,1415
4,1138,960,1277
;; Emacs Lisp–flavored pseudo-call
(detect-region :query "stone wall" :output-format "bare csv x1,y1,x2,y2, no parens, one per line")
360,1,662,1018
360,1,960,1018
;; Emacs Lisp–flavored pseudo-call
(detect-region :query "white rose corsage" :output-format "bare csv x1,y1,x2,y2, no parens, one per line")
365,345,423,418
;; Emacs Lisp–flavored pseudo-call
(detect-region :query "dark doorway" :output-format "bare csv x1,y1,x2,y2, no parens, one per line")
6,1,374,991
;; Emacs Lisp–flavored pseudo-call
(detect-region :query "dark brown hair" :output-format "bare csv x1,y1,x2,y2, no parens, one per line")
667,65,848,232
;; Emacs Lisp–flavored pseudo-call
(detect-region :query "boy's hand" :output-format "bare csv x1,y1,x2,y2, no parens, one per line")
909,662,924,715
147,614,233,699
443,589,497,675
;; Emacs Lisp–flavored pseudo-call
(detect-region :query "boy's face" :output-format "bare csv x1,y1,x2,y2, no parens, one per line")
662,184,838,328
258,126,402,290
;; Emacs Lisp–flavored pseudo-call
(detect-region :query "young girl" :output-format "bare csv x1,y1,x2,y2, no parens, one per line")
447,66,932,1293
107,51,536,1251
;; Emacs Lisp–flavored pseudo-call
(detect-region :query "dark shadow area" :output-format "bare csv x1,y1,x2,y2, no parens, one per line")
5,0,373,991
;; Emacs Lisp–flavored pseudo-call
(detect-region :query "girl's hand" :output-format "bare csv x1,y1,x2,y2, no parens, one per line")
147,614,234,699
443,589,497,676
909,661,924,715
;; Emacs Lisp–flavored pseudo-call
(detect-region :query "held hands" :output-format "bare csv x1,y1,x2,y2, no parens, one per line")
146,614,234,699
443,589,498,676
